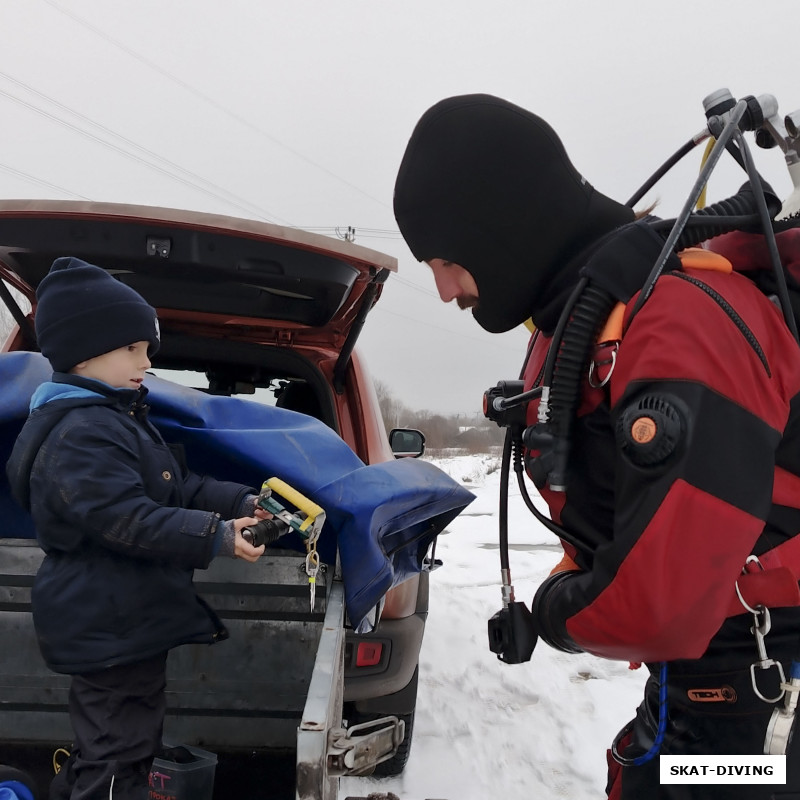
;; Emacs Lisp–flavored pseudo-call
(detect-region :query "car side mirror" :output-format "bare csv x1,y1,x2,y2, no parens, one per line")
389,428,426,459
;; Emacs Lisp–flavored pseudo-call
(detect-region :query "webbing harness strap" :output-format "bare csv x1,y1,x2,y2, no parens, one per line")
728,559,800,618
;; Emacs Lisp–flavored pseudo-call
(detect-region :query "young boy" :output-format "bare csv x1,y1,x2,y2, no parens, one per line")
5,256,267,800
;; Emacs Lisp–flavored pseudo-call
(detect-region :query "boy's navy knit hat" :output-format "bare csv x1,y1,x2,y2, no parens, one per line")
35,256,160,372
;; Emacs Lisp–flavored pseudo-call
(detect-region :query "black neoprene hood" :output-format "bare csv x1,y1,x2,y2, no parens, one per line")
393,94,634,333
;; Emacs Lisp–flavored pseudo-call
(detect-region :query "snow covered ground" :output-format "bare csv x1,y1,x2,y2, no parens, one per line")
340,452,648,800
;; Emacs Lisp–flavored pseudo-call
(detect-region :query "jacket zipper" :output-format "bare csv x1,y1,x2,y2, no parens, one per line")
672,272,771,377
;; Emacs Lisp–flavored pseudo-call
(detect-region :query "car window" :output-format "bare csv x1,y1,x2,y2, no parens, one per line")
148,368,278,406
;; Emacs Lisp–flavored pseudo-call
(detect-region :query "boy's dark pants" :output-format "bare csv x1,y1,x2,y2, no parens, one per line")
50,653,167,800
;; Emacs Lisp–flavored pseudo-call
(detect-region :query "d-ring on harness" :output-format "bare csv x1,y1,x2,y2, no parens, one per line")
735,556,786,704
588,341,618,389
737,560,800,755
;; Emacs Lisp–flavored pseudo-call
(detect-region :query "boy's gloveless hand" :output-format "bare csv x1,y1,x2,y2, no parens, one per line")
232,517,266,561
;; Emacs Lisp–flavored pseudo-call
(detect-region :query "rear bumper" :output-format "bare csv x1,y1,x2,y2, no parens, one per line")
343,570,429,706
342,612,425,705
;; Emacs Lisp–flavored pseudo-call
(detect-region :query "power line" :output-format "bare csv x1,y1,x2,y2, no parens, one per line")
0,161,92,199
1,85,445,308
0,72,293,225
387,274,442,300
347,227,404,236
300,226,403,239
20,3,460,317
372,304,527,352
1,74,447,305
343,231,404,241
42,0,391,212
22,3,411,238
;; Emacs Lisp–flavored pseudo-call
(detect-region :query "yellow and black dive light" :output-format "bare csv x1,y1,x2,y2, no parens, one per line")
242,478,326,548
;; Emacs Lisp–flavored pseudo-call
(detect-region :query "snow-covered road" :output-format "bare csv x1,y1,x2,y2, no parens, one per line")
341,453,647,800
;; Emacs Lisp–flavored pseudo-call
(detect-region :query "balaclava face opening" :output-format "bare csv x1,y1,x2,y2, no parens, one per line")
393,94,635,333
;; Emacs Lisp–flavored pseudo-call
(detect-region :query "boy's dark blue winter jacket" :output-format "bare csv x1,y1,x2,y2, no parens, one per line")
5,373,253,674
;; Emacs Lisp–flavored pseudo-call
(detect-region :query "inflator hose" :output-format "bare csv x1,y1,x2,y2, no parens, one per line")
538,284,618,491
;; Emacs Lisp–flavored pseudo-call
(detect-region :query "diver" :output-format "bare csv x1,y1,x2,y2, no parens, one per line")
393,92,800,798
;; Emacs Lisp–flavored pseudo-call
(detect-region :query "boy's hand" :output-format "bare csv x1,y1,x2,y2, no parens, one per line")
233,517,266,561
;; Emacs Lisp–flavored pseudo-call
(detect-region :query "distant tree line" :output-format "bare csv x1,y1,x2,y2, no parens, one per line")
374,380,505,453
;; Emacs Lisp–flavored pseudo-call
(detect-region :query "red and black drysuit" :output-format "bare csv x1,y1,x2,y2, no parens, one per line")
528,231,800,799
392,92,800,800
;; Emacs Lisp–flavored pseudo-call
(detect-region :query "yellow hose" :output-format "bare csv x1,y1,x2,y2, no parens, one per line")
697,138,716,210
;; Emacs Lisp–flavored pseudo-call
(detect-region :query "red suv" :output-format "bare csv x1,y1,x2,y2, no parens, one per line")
0,199,438,779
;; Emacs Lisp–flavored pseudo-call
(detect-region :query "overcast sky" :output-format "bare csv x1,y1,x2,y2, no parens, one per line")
2,0,799,414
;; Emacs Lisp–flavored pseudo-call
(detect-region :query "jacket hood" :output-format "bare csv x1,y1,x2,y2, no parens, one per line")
5,375,144,510
393,93,635,333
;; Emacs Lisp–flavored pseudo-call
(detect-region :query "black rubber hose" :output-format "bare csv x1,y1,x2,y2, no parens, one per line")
545,284,618,490
498,427,512,573
626,138,700,208
512,436,597,552
548,284,618,439
677,190,768,248
733,128,800,342
542,277,589,387
648,183,781,251
628,101,749,327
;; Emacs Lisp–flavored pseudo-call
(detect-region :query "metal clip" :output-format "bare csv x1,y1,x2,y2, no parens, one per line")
735,555,766,616
749,606,786,704
306,548,320,613
588,342,618,388
765,674,800,755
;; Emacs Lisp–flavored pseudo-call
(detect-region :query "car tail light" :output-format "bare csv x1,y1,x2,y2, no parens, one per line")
356,642,383,667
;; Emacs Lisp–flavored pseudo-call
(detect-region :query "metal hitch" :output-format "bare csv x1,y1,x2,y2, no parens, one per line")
327,716,405,776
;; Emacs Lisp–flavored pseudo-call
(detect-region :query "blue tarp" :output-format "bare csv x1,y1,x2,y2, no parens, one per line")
0,352,474,631
0,783,34,800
